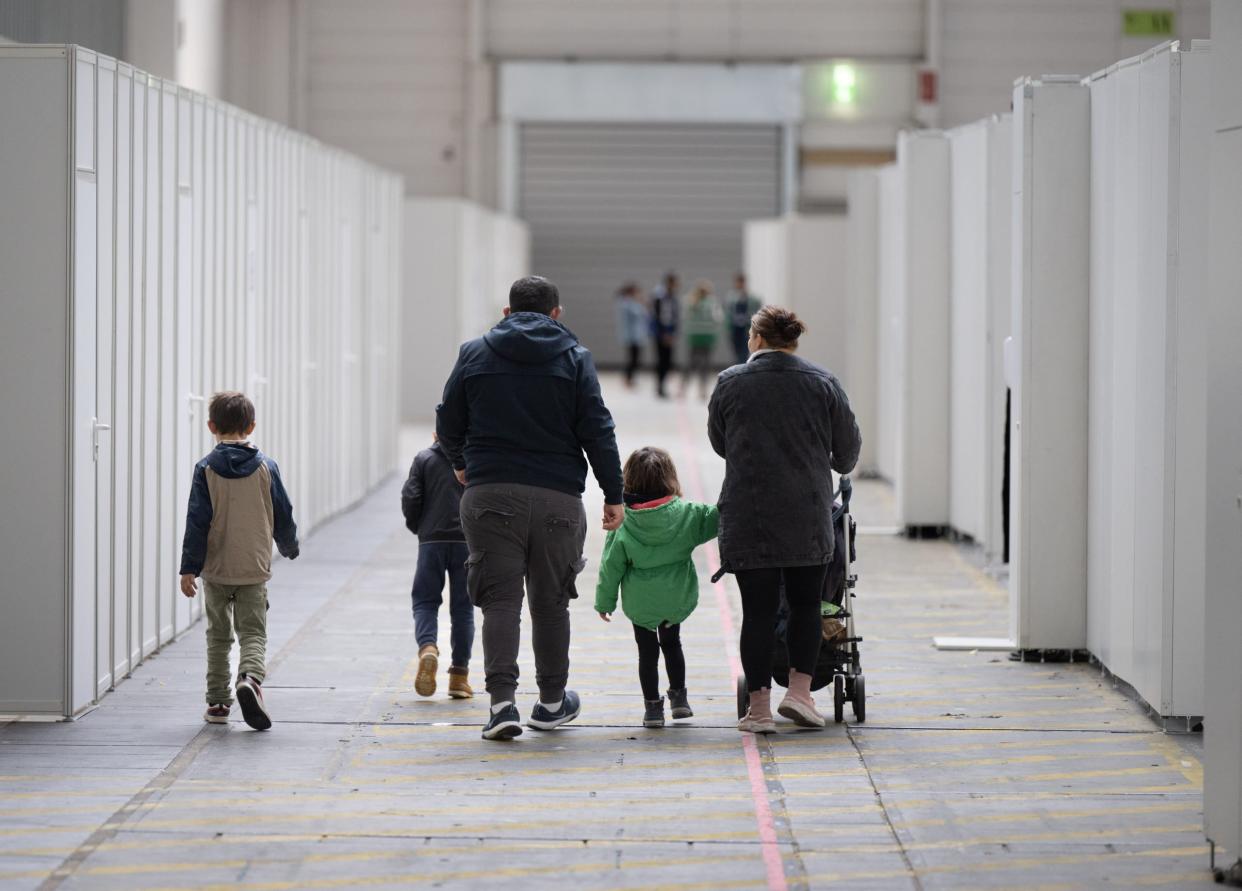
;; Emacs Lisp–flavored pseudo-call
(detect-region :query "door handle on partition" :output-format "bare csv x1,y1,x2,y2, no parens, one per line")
92,417,111,462
187,392,205,423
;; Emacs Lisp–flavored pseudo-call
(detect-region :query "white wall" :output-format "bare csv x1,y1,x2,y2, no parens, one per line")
947,115,1010,558
1205,0,1242,864
0,44,403,715
301,0,471,198
1085,42,1209,718
743,214,849,376
845,170,880,476
485,0,924,60
402,199,531,423
875,164,903,484
175,0,226,98
1008,77,1091,651
940,0,1211,127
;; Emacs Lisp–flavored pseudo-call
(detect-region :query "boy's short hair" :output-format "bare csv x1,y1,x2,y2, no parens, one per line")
623,447,682,500
508,275,560,315
209,391,255,435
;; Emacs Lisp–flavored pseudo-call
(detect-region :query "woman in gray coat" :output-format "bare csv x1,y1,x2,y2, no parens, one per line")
707,306,861,732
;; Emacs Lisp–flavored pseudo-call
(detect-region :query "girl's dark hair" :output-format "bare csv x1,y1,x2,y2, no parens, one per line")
623,447,682,499
750,305,806,350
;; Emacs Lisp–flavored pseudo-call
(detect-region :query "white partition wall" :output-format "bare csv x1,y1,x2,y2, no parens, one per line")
874,132,951,530
1008,77,1091,652
402,198,531,423
845,170,879,476
0,45,403,717
743,214,848,376
875,165,902,485
1086,42,1210,720
1205,0,1242,872
947,116,1012,560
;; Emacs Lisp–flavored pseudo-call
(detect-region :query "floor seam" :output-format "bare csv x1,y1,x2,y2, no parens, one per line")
847,722,925,890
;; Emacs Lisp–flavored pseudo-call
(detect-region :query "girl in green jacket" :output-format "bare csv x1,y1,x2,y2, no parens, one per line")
595,447,720,728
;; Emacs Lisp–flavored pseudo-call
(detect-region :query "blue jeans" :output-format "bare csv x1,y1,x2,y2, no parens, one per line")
411,542,474,667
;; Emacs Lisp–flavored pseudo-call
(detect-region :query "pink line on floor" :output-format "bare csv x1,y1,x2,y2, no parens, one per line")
675,402,788,891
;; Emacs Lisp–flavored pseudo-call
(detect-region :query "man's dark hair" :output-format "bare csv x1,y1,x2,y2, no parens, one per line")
209,391,255,435
508,276,560,315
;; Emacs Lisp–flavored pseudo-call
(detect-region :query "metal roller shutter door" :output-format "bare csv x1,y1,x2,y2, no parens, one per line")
519,123,781,366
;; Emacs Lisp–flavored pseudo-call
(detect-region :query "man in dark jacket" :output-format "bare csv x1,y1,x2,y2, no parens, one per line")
436,275,625,740
401,436,473,700
650,271,680,398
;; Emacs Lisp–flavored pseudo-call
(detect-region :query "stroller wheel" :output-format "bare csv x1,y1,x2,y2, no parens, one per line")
736,676,749,720
852,674,866,723
833,675,845,724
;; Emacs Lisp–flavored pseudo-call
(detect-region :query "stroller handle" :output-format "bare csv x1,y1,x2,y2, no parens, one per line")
832,476,852,520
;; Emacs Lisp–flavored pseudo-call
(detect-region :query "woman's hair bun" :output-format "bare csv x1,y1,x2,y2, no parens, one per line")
751,305,806,349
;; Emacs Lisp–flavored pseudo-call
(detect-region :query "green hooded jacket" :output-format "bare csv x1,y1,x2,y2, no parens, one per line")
594,497,720,630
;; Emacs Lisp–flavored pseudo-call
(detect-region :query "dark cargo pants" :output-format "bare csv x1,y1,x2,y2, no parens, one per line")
460,483,588,705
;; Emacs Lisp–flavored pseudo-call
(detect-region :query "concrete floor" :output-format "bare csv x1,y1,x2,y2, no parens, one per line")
0,375,1216,890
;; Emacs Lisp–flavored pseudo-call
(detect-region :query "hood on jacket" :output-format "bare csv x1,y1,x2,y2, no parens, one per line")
622,497,689,549
205,442,264,479
483,312,579,365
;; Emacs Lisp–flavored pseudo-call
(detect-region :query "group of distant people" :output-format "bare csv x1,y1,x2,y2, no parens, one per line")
178,274,860,742
616,271,763,400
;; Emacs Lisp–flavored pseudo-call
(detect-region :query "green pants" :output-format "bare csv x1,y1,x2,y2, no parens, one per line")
204,581,268,706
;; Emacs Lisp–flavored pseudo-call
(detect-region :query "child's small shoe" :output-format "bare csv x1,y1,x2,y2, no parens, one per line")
643,698,665,728
235,676,272,731
447,665,473,699
415,644,439,697
204,704,230,724
667,687,693,719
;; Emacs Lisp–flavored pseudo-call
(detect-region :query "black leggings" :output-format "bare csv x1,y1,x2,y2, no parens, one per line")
633,622,685,701
736,565,828,691
625,343,641,385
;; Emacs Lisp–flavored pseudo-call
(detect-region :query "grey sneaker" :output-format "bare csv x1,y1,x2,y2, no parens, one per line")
527,690,581,730
667,687,693,719
643,698,665,728
482,702,523,741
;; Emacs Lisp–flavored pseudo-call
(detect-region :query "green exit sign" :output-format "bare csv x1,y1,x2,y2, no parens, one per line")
1123,9,1176,36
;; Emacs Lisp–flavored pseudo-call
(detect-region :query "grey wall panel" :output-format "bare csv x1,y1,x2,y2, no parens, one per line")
0,44,402,716
519,123,781,366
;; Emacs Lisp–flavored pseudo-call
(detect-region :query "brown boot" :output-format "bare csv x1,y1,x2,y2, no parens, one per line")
414,644,438,697
447,665,473,699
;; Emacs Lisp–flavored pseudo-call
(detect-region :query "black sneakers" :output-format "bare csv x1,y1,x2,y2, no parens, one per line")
527,690,581,730
643,698,665,728
235,675,272,731
482,702,523,740
668,687,693,720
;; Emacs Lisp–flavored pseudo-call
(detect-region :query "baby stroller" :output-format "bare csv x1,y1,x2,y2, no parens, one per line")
734,477,865,724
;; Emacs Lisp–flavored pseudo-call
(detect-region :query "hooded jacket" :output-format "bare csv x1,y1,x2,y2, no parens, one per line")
400,443,465,542
708,351,860,572
594,497,719,630
179,442,300,585
435,312,624,504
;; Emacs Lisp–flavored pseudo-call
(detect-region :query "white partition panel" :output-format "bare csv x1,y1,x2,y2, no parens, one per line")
1085,41,1210,720
1008,77,1091,652
402,198,531,424
883,132,952,530
743,214,849,378
875,165,902,485
1205,0,1242,870
0,45,403,717
948,115,1012,560
845,170,879,477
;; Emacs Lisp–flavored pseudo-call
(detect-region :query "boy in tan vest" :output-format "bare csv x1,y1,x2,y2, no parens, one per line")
179,392,299,729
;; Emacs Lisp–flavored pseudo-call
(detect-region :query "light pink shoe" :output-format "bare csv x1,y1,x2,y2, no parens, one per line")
777,670,826,728
737,687,776,734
